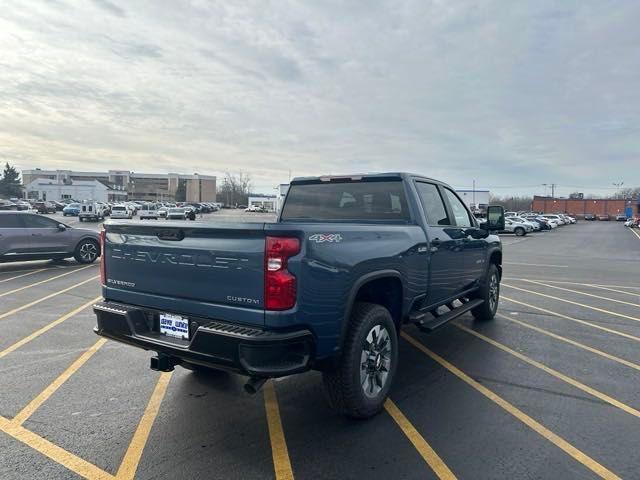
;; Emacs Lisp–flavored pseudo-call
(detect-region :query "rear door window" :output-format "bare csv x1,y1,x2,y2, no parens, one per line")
22,215,59,228
414,182,450,226
281,180,410,222
0,214,24,228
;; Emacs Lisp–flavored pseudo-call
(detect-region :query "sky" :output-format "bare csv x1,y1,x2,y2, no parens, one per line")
1,0,639,196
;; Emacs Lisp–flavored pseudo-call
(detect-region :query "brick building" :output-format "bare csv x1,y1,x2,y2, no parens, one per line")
531,196,640,218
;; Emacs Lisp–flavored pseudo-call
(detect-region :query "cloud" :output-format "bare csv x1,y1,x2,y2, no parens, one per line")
0,0,638,195
90,0,125,18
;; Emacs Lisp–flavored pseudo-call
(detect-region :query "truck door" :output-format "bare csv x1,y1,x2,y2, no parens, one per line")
440,187,487,289
414,181,467,304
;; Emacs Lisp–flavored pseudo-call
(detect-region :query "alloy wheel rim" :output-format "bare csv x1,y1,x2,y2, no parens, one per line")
80,243,97,261
360,324,392,398
488,273,499,311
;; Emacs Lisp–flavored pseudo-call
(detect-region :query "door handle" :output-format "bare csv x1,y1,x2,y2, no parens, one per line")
31,233,43,236
431,238,441,246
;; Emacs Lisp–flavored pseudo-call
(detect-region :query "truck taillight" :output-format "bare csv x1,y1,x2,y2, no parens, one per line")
99,230,106,286
265,236,300,310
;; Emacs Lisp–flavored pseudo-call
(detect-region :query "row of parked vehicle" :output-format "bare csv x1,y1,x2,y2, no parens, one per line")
496,211,576,236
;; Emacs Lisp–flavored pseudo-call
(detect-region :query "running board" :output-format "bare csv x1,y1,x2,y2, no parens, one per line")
410,299,484,332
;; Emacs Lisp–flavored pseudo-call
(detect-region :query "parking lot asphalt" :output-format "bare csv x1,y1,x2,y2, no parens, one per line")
1,219,639,479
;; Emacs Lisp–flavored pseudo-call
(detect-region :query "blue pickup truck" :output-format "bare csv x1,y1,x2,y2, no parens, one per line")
94,173,504,418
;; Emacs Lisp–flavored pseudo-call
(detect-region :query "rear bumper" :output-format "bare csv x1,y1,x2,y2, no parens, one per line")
93,301,314,377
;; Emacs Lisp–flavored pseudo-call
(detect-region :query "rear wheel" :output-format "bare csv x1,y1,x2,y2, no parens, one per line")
322,302,398,419
472,263,500,321
514,227,525,236
74,239,99,264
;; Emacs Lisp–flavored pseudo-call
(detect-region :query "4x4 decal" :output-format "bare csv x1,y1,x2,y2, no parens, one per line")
309,233,343,243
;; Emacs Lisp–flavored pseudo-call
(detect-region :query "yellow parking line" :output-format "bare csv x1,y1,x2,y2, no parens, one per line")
495,313,640,372
501,296,640,343
583,284,640,298
520,279,640,308
116,372,172,480
264,381,294,480
454,324,640,419
0,268,46,284
0,264,95,298
502,283,640,324
0,415,115,480
0,275,99,321
401,332,621,480
384,399,457,479
0,296,102,359
12,338,107,426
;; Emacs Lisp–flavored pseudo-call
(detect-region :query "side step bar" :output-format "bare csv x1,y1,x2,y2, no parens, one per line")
409,298,484,332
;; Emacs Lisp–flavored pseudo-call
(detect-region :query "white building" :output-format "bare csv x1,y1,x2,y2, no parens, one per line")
25,178,127,203
248,195,278,212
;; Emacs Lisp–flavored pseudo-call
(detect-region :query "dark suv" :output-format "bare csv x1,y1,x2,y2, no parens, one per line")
0,212,101,264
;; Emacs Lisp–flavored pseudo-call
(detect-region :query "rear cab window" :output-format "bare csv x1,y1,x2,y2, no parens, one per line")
280,178,411,222
0,214,23,228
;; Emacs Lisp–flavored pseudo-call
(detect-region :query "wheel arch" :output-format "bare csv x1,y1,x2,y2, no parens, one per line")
339,270,404,352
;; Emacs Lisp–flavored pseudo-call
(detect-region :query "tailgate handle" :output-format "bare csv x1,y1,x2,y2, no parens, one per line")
156,229,185,241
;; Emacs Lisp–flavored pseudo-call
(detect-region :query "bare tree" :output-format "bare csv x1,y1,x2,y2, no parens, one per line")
218,171,253,206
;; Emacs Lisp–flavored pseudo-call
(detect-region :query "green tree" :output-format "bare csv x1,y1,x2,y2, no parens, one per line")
0,162,22,198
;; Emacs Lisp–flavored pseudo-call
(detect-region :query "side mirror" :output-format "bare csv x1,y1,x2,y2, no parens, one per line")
57,224,67,231
485,205,505,231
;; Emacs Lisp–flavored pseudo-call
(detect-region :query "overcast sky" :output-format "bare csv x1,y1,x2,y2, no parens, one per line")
1,1,639,196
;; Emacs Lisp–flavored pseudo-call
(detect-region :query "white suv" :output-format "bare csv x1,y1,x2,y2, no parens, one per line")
139,203,159,220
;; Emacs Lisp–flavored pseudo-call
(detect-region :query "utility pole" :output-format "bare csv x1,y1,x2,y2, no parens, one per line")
472,179,476,206
613,182,624,199
551,183,556,198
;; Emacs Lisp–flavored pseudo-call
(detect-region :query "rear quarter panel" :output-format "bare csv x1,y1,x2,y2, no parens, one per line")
266,222,428,358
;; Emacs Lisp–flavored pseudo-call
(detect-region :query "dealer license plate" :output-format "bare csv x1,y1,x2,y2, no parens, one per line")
159,313,189,340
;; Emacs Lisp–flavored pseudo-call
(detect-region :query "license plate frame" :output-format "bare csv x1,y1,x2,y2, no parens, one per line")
159,312,190,340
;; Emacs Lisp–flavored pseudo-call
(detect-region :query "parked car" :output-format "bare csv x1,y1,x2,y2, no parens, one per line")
541,214,565,225
615,214,627,221
0,212,100,264
624,218,638,228
598,215,610,221
166,207,187,220
33,201,57,214
523,216,551,230
501,218,532,236
0,199,17,211
506,216,539,231
110,204,133,219
584,213,596,221
79,202,107,222
139,203,159,220
15,201,31,211
63,203,81,216
94,172,505,418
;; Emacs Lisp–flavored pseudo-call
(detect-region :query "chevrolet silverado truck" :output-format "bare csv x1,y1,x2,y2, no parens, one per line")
93,173,505,418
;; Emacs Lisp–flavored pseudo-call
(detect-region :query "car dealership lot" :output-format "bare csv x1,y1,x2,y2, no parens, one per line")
0,221,639,479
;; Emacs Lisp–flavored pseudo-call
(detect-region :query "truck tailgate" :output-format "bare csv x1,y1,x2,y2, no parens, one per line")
103,222,266,326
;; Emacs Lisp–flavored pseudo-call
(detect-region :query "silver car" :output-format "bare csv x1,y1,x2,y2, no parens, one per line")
0,212,100,264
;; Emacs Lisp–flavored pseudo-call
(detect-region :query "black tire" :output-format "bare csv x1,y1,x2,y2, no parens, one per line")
74,239,99,264
322,302,398,419
514,227,526,236
471,263,500,321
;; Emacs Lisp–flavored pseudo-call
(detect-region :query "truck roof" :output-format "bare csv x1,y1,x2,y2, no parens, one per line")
290,172,451,187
